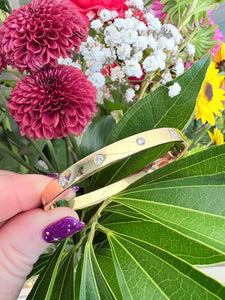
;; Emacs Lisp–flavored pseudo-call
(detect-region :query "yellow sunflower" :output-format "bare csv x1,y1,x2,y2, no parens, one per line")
214,42,225,72
208,127,225,145
195,62,225,125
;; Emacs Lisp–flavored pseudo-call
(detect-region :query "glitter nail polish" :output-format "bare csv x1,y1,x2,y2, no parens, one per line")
42,216,85,243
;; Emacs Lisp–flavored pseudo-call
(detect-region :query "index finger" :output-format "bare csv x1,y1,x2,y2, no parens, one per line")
0,172,51,222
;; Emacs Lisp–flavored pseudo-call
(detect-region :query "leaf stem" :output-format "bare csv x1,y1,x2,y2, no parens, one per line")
28,138,55,172
65,137,72,167
69,133,81,161
191,123,212,147
178,0,198,31
46,140,61,172
0,141,38,173
86,198,112,244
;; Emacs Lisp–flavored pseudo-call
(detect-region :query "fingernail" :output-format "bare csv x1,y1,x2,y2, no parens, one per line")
42,217,85,243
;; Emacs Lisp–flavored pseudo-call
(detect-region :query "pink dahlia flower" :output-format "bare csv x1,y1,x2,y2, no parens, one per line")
0,0,88,73
8,65,97,140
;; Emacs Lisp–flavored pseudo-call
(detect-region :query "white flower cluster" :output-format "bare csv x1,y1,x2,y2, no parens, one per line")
79,0,195,100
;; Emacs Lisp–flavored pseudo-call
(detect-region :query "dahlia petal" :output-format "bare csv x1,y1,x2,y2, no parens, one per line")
27,40,42,53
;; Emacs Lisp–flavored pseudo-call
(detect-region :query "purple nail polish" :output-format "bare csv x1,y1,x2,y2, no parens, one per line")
42,217,85,243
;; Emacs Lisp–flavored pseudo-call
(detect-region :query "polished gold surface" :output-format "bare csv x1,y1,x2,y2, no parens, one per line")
42,128,187,211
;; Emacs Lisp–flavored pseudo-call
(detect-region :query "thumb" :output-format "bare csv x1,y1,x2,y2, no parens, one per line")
0,207,84,300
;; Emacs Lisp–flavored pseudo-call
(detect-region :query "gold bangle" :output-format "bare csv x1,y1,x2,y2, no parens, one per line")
42,128,188,211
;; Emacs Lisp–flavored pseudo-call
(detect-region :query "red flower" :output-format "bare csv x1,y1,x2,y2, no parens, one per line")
0,0,88,73
70,0,127,21
8,65,97,140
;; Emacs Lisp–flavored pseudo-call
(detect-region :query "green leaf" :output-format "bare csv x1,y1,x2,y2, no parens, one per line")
79,242,117,300
95,248,123,300
27,253,52,279
91,53,211,190
80,115,115,158
108,233,225,299
27,241,67,300
128,143,225,189
102,212,225,265
0,0,12,13
112,173,225,255
50,251,75,300
103,99,127,113
75,257,83,300
0,69,21,81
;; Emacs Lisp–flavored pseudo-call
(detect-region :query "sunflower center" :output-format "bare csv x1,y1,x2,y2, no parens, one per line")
204,82,213,102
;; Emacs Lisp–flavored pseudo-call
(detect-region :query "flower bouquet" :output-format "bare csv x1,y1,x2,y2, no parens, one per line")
1,0,225,298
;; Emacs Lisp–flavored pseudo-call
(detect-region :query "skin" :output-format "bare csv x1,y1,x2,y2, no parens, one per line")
0,171,79,299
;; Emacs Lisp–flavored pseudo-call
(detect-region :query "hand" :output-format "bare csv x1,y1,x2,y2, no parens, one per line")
0,171,84,300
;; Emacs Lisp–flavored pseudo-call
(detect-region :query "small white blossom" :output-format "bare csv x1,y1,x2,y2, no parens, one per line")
111,11,119,19
154,49,167,70
89,61,103,72
58,57,81,69
125,88,136,102
91,19,103,30
103,48,112,58
185,42,195,57
144,13,161,32
161,70,173,84
111,66,125,82
123,59,143,78
135,36,148,51
168,82,181,98
136,20,148,34
113,18,126,30
117,44,132,60
90,47,105,61
104,26,123,44
174,58,184,76
125,0,144,10
124,18,136,29
162,24,183,44
99,9,112,22
147,35,158,50
132,51,143,62
125,9,134,18
143,55,159,72
123,29,138,44
158,36,175,51
88,72,105,88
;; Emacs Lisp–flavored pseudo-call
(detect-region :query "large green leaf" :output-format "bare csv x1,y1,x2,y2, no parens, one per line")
27,241,67,300
101,211,225,265
108,233,225,299
128,144,225,189
79,242,117,300
50,251,75,300
91,53,211,190
80,115,115,158
111,173,225,254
